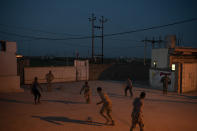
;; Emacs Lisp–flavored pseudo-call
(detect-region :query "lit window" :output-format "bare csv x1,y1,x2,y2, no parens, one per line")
172,64,175,71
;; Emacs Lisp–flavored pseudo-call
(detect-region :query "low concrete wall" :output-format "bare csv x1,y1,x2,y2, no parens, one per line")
24,66,76,84
0,76,22,92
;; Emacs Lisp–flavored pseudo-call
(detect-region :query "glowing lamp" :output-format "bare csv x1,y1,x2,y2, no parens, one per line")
16,54,23,58
172,64,175,71
153,61,157,68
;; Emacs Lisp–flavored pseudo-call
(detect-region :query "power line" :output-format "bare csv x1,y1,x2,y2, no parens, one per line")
104,18,197,37
0,17,197,41
104,45,149,50
0,30,91,40
0,34,91,48
1,31,145,49
0,23,83,36
106,38,142,42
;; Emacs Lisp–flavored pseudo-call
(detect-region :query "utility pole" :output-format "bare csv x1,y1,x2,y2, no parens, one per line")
158,36,162,48
88,13,96,61
152,37,155,48
89,14,107,64
99,16,107,64
142,37,147,65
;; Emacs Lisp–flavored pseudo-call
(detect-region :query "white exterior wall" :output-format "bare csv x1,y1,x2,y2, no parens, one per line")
149,69,175,91
0,42,17,76
74,60,89,81
0,76,21,92
151,48,169,68
0,41,21,92
24,66,76,84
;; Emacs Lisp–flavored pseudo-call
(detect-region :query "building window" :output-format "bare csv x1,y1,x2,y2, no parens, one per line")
0,41,6,51
172,64,175,71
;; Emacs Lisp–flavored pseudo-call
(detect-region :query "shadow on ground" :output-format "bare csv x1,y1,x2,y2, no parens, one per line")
146,98,197,104
42,99,85,104
180,95,197,100
32,116,104,126
108,93,130,99
0,98,32,104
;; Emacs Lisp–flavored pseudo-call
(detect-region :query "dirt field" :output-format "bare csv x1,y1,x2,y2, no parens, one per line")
0,81,197,131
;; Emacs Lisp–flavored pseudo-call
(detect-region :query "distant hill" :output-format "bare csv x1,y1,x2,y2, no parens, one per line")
99,61,150,82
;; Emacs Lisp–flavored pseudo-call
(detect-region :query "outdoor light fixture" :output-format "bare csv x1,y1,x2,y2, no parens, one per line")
16,54,23,58
153,61,157,68
172,64,175,71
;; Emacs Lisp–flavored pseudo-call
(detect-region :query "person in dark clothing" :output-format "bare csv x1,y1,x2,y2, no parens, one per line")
130,92,146,131
80,81,91,104
31,77,43,104
160,72,171,95
162,75,170,95
125,77,133,97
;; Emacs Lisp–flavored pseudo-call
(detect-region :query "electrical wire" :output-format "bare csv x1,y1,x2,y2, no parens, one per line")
0,23,83,36
0,17,197,41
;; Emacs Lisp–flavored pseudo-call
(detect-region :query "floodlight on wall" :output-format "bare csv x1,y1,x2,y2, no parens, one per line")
172,64,175,71
153,61,157,68
16,54,23,58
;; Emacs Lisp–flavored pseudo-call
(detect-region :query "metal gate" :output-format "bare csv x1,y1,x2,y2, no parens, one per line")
182,63,197,92
74,60,89,81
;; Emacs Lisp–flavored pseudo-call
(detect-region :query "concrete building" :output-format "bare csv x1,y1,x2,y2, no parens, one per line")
149,36,197,93
0,41,22,92
169,47,197,93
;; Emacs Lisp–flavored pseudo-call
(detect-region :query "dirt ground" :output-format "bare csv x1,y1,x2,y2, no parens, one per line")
0,81,197,131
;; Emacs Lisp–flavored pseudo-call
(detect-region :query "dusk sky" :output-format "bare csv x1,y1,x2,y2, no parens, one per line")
0,0,197,58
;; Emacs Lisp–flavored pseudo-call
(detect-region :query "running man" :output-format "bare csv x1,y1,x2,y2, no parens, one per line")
130,92,146,131
96,87,115,125
80,81,91,104
45,70,54,91
125,77,133,97
31,77,43,104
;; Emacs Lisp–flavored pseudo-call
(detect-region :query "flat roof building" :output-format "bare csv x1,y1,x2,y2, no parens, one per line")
149,36,197,93
0,41,22,92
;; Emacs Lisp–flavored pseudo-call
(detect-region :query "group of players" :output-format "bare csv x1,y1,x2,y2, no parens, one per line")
31,71,146,131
